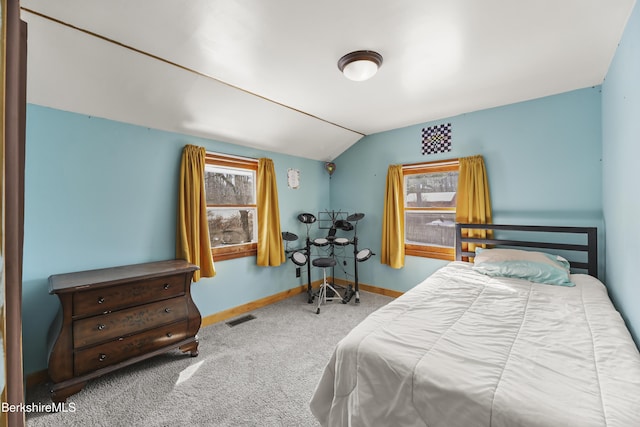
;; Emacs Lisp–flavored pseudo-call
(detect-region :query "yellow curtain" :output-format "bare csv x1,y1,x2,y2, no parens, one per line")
257,158,286,266
176,145,216,281
456,155,493,257
381,164,405,268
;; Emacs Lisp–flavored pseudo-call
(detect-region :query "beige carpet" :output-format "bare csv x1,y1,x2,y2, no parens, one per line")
26,290,393,427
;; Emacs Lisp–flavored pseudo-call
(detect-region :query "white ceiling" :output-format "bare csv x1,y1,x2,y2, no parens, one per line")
20,0,636,161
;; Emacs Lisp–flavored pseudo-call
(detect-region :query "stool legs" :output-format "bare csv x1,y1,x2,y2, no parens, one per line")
316,269,325,314
315,266,342,314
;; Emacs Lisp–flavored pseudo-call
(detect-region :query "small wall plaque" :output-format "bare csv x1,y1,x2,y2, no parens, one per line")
287,168,300,189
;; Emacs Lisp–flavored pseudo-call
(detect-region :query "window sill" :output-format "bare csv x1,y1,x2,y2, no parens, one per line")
405,244,454,261
212,243,257,261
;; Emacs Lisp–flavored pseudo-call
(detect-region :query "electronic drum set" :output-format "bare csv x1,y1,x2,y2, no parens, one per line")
282,211,374,314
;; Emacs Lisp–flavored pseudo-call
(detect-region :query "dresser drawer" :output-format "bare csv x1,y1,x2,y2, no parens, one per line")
73,274,186,317
74,320,189,376
73,297,188,348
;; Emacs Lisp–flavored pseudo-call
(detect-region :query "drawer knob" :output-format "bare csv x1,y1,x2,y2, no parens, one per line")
97,297,105,304
164,308,172,313
98,353,107,362
97,324,106,331
163,283,171,290
166,332,173,338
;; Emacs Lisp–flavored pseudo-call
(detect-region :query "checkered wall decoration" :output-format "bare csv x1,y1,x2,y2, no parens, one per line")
421,123,452,155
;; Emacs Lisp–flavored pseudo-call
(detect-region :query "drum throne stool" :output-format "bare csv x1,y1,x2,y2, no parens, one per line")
312,256,340,314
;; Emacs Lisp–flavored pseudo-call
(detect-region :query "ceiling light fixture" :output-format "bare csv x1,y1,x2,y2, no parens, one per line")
338,50,383,82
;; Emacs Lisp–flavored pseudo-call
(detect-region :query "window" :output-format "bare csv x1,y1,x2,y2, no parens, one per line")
205,152,258,261
403,159,459,260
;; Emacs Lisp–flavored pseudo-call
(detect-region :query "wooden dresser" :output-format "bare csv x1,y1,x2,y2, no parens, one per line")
47,259,201,403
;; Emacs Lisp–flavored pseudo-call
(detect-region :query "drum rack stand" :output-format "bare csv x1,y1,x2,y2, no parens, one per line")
284,211,373,309
299,235,359,306
301,236,351,305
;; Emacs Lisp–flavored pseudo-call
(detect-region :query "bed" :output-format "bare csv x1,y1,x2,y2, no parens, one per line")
309,224,640,427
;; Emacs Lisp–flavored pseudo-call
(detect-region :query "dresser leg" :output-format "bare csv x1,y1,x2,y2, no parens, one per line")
179,340,199,357
50,381,87,404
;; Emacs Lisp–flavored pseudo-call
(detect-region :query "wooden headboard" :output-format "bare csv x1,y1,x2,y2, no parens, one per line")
455,223,598,277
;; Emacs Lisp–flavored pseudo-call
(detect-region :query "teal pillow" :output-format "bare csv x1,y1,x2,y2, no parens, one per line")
472,248,573,286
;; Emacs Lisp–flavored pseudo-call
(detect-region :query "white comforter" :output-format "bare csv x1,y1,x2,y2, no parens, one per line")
310,262,640,427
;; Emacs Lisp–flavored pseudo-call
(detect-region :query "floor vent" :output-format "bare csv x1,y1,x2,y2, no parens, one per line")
226,314,256,327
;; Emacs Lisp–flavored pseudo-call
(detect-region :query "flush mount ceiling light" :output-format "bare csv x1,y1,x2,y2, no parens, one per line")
338,50,383,82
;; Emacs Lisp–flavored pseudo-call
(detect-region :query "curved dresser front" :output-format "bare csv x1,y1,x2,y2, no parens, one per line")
47,259,201,403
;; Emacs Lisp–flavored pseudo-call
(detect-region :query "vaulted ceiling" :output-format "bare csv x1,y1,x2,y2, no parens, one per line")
21,0,636,161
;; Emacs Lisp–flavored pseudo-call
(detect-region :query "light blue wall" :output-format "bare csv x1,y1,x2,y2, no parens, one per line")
602,2,640,343
23,105,327,375
330,87,604,291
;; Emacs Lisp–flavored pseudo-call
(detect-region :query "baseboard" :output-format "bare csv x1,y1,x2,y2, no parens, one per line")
26,279,400,387
201,279,324,327
331,278,404,298
201,278,402,327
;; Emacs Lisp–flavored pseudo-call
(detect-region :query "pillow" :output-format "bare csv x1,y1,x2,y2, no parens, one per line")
472,248,573,286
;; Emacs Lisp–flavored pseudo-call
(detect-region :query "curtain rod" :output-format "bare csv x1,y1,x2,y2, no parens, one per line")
402,158,459,169
206,151,259,163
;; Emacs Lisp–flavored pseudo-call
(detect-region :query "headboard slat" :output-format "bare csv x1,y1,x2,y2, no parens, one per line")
455,223,598,277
